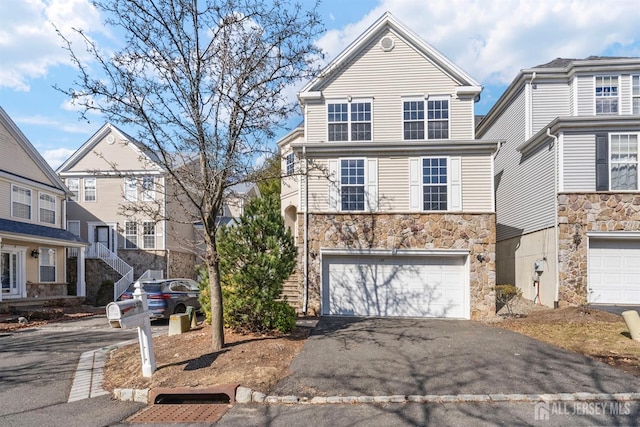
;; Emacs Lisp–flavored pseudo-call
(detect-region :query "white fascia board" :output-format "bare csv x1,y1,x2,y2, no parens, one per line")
297,91,323,101
455,86,483,97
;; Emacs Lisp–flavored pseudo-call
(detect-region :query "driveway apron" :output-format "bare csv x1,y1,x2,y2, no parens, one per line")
272,317,640,397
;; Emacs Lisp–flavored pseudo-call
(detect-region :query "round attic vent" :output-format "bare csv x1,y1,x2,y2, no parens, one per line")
106,135,115,144
380,36,395,52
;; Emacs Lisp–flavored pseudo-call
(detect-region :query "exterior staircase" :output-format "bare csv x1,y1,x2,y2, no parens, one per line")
88,243,134,301
281,272,301,312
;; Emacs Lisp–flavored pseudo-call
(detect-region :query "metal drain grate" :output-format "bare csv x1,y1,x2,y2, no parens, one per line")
127,403,231,424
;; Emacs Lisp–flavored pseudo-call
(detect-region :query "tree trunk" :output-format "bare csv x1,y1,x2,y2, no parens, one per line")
208,261,224,350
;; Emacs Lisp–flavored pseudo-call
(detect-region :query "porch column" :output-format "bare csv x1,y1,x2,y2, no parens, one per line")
77,247,86,297
0,236,2,302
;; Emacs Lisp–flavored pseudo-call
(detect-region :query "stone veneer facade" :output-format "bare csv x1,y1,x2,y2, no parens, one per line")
294,212,496,319
558,193,640,306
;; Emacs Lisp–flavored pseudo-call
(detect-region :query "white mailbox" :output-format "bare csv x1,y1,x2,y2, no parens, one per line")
106,281,156,377
106,299,148,328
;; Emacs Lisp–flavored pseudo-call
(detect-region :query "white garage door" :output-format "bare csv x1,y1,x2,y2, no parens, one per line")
322,255,467,318
589,239,640,304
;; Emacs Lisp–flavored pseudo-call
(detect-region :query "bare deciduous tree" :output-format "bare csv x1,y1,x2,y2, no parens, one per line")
57,0,323,350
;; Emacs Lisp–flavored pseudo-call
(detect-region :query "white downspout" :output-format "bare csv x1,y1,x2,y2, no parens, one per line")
547,128,560,308
302,145,309,315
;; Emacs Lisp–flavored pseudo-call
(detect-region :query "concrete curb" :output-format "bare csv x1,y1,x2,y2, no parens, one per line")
112,387,640,405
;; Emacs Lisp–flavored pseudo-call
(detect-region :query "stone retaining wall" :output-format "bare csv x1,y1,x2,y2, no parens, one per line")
296,212,496,319
558,193,640,305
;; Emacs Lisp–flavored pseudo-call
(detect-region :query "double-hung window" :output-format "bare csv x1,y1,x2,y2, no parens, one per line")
141,177,155,201
327,101,372,142
66,178,79,201
39,248,56,282
610,134,638,190
12,185,31,220
409,156,461,212
340,159,365,211
124,177,137,201
595,76,619,115
39,193,56,224
84,178,96,202
142,221,156,249
124,221,138,249
286,153,295,176
403,97,449,140
632,75,640,115
422,158,448,211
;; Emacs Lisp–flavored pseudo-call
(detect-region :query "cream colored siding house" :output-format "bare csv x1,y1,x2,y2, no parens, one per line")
0,106,86,307
477,56,640,308
280,13,501,319
57,123,198,302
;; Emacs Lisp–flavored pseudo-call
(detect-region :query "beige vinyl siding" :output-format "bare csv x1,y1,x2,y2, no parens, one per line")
281,175,299,212
569,78,575,115
307,158,329,212
576,75,594,116
0,179,11,218
461,155,493,212
307,28,474,144
69,133,150,172
562,133,596,192
66,176,165,249
482,88,557,241
378,157,409,211
532,81,569,134
0,121,51,185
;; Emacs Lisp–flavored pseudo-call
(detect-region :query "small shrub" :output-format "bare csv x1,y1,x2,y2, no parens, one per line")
495,284,522,316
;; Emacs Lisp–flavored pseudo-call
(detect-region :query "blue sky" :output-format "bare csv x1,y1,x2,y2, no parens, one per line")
1,0,640,169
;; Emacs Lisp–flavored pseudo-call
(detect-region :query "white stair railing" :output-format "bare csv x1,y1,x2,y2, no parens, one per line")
137,269,164,281
88,243,134,301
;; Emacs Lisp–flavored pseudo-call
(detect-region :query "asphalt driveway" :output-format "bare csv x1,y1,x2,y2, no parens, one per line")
272,317,640,397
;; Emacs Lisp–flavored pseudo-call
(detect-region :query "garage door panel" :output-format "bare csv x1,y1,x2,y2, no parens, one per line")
323,255,466,318
589,238,640,304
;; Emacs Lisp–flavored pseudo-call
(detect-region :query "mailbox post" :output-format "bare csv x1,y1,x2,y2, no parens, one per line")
106,281,156,377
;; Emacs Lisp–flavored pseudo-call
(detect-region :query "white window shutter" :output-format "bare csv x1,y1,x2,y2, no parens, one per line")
409,158,421,212
449,156,462,211
366,158,378,211
328,160,338,212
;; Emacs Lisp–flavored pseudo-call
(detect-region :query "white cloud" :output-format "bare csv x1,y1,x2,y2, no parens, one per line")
0,0,105,91
317,0,640,85
42,147,76,169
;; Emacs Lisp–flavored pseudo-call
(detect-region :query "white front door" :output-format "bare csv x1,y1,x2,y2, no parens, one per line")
322,255,468,318
1,249,25,298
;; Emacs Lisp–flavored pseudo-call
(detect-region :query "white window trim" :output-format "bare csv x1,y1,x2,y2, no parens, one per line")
11,184,32,220
38,247,56,283
609,132,639,191
409,156,462,212
402,95,451,141
142,221,156,249
66,178,79,202
124,177,138,201
326,98,373,142
38,192,56,225
594,75,620,116
83,178,97,202
124,221,138,249
328,157,377,212
141,176,155,201
631,75,640,115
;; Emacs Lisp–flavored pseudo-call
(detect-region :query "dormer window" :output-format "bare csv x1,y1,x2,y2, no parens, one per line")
327,100,372,142
595,76,618,115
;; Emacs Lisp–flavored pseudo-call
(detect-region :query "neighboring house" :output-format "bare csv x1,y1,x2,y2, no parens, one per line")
0,106,86,305
57,123,199,302
476,56,640,307
217,183,261,226
279,13,501,320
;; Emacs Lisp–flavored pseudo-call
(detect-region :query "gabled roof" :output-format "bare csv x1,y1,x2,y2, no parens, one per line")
0,106,69,194
56,123,163,173
0,218,87,247
298,12,481,99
